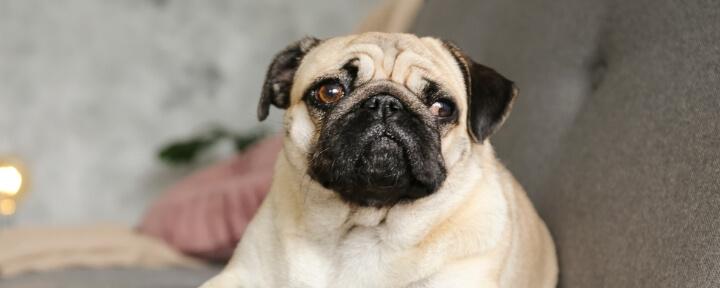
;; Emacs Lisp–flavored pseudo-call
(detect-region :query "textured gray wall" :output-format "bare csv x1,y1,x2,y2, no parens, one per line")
0,0,378,225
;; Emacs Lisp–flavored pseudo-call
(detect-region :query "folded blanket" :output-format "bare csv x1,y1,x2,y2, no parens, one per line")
355,0,424,33
0,224,201,278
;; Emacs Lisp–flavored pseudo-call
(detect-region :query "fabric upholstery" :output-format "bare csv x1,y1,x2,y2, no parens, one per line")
2,267,221,288
414,0,720,287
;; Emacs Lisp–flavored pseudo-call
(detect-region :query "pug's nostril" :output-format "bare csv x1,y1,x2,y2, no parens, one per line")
363,97,380,110
362,94,404,117
388,100,402,111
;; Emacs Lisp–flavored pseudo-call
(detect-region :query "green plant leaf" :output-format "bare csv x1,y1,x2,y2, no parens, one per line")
158,137,214,165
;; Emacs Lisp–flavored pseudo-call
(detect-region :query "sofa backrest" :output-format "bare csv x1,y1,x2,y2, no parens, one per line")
414,0,720,286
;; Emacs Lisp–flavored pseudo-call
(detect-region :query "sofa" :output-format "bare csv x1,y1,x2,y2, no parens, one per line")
413,0,720,286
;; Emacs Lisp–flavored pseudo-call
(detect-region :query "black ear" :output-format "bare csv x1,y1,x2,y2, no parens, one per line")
258,37,321,121
442,41,517,142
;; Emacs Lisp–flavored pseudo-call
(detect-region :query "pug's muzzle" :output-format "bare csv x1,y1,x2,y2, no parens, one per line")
308,80,446,207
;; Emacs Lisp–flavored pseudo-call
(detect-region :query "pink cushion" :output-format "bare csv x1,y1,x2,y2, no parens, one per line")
139,135,282,261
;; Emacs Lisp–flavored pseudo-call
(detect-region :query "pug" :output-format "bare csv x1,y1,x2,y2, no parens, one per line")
201,32,557,288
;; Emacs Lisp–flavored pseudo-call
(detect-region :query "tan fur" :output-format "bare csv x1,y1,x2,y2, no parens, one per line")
201,33,557,288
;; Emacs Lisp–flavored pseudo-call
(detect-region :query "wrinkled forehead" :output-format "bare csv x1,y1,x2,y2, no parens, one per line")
290,33,467,102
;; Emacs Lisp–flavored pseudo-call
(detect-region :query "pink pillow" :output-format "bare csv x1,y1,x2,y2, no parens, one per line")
139,135,282,261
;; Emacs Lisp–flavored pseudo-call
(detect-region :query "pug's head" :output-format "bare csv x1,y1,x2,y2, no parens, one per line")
258,33,516,207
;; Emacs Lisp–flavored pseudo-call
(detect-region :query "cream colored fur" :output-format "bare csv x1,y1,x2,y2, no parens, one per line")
201,33,557,288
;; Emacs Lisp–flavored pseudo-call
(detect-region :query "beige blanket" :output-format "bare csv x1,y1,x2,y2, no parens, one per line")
356,0,424,33
0,224,200,278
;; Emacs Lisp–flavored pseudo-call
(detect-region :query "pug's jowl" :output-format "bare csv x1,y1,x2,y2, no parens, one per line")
201,33,557,288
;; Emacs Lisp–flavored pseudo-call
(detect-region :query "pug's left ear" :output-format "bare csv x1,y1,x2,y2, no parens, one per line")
442,41,517,143
258,37,321,121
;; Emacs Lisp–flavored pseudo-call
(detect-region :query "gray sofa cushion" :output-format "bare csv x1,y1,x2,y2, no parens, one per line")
414,0,720,287
1,267,221,288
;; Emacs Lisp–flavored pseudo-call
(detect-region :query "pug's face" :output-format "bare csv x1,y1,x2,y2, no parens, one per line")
258,33,516,207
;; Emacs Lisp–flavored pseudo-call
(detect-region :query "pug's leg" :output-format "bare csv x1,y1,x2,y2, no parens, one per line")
199,272,244,288
406,278,499,288
406,257,501,288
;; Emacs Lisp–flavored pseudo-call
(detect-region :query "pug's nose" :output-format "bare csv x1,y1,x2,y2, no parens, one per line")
362,94,404,118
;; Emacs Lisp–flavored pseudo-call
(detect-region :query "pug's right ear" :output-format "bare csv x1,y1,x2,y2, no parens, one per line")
258,37,321,121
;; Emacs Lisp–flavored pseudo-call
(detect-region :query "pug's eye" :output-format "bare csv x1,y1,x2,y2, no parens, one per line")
315,82,345,104
430,100,455,118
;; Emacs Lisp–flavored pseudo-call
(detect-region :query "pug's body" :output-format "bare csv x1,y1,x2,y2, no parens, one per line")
202,33,557,288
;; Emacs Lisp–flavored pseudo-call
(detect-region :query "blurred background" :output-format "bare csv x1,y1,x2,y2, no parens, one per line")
0,0,378,226
1,0,719,287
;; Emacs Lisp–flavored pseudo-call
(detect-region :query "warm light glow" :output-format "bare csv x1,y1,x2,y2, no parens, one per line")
0,198,16,215
0,166,23,196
